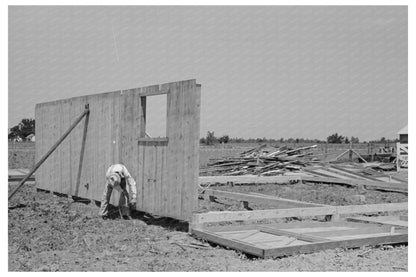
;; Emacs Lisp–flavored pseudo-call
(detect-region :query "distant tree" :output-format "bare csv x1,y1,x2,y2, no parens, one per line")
200,137,206,144
344,137,350,144
8,118,35,140
218,135,230,144
351,136,359,144
206,131,217,145
327,133,344,144
380,137,386,143
256,137,267,143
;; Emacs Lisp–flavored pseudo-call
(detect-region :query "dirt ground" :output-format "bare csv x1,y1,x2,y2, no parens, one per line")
8,181,408,272
8,143,408,271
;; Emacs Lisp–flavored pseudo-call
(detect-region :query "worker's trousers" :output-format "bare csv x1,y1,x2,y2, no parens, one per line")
99,183,130,217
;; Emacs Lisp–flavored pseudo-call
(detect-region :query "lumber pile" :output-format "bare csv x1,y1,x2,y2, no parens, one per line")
201,144,319,176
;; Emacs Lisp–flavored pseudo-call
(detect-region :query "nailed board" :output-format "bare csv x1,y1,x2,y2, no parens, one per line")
191,219,408,258
35,80,201,221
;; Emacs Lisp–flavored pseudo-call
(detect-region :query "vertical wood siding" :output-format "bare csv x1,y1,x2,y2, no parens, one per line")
35,80,200,221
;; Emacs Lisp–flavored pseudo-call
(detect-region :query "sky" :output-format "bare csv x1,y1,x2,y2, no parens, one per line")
8,6,408,141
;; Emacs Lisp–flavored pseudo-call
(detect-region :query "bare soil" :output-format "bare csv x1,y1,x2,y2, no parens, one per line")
8,181,407,271
8,143,408,271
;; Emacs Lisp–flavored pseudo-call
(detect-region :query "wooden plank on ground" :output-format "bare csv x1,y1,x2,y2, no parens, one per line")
191,202,408,225
203,189,325,208
301,176,407,193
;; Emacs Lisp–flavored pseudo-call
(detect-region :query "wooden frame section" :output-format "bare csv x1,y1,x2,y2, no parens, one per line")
191,219,407,258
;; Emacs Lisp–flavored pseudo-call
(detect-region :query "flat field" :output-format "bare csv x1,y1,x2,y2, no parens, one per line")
8,142,407,271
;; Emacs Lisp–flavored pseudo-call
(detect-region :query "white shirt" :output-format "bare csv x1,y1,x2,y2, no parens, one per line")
106,164,137,202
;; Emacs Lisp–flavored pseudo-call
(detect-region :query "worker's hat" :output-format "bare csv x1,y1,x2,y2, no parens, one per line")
114,171,125,178
108,172,121,187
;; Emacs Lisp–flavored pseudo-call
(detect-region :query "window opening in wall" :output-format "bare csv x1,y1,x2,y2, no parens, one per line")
144,94,167,138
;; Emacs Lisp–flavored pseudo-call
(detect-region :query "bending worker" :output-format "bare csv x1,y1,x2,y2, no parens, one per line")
99,164,137,219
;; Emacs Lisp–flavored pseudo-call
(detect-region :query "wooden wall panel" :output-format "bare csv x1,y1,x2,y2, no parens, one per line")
35,80,200,221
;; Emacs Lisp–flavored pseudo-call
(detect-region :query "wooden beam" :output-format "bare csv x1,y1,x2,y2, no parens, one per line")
191,202,407,225
203,189,325,208
198,175,301,185
138,88,169,97
346,216,408,228
8,105,90,201
137,137,169,143
8,175,35,182
301,176,407,194
74,110,90,196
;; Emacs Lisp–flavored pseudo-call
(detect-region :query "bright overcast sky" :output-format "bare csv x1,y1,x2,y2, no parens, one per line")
8,6,407,141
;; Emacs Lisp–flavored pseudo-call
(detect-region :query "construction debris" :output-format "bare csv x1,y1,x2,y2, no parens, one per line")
201,145,319,176
201,144,400,176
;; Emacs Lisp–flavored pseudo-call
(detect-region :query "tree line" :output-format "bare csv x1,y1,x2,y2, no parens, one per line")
8,119,399,145
200,131,398,145
8,118,35,141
